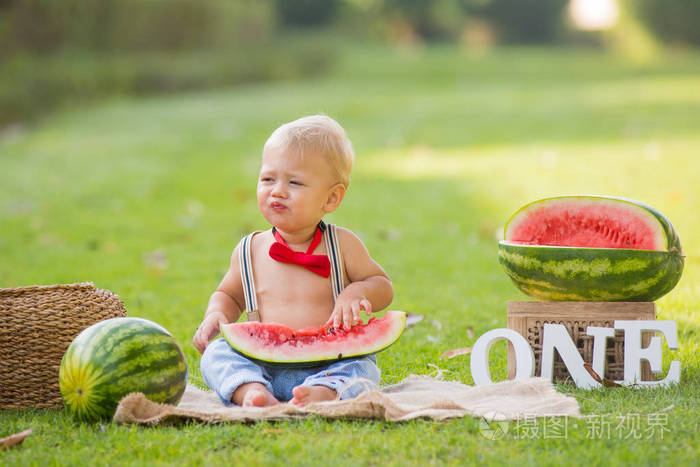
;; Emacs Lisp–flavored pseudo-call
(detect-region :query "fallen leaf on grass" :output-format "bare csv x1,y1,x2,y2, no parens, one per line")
583,362,621,387
143,248,169,271
441,347,472,359
405,313,424,327
467,327,474,339
0,429,32,450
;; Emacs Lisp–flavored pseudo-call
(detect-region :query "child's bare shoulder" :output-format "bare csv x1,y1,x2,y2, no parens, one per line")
232,229,271,252
335,225,389,282
227,230,271,275
334,226,370,254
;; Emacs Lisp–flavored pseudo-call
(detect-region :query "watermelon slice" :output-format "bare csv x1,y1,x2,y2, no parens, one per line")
498,196,684,302
221,310,406,367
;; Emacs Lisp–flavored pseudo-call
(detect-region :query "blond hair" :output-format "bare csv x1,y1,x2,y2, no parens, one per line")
263,115,355,187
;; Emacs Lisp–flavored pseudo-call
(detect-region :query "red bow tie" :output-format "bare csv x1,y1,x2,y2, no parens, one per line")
269,226,331,278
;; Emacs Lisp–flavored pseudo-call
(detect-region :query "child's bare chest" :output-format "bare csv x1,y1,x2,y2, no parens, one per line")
251,237,337,328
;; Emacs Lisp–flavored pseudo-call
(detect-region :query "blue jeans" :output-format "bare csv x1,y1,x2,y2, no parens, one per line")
200,338,381,406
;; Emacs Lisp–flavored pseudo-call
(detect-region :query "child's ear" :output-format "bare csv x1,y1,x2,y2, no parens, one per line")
323,183,346,213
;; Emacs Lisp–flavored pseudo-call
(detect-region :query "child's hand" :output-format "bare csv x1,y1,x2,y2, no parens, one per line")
325,297,372,330
193,311,228,354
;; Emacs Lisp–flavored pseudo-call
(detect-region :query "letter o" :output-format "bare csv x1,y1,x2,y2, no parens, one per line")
470,328,534,386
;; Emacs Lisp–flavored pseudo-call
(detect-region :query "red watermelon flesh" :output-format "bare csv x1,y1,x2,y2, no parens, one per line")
505,197,668,250
221,310,406,367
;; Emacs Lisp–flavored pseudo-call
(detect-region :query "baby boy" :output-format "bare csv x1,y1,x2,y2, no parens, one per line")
193,115,393,406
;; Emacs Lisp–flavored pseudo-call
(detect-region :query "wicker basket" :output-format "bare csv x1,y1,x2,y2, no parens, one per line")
507,301,656,383
0,283,126,409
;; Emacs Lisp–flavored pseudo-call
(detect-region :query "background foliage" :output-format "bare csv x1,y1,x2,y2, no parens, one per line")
1,0,697,127
638,0,700,46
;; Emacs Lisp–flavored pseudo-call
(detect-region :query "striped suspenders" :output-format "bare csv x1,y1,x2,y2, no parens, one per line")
238,222,345,322
321,222,345,301
238,231,261,322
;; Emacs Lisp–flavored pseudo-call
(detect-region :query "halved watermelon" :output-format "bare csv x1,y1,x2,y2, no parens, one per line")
498,196,684,302
221,310,406,367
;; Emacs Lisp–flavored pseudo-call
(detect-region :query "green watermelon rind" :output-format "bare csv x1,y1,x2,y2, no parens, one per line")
498,242,684,302
504,195,683,254
221,310,406,368
59,317,188,422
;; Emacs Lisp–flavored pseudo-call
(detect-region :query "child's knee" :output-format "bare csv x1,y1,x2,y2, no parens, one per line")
200,338,223,365
199,338,230,379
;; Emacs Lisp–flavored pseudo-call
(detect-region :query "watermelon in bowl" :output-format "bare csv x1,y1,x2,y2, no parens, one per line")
498,196,684,302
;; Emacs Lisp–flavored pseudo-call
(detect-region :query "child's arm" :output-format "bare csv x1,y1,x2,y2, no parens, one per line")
326,228,394,329
193,243,246,354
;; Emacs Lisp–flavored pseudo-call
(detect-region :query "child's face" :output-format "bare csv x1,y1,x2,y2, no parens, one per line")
257,145,340,233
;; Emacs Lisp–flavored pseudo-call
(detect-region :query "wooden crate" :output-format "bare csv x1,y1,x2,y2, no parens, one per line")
507,301,656,382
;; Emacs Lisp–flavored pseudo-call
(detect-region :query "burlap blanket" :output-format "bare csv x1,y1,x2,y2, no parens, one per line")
113,376,580,425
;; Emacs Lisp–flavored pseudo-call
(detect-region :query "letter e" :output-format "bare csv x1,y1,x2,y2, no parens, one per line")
615,320,680,387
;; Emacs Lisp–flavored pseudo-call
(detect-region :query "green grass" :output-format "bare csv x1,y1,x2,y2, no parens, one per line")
2,44,699,465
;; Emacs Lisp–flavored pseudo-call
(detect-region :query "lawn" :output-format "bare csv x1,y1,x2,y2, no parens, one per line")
1,44,699,465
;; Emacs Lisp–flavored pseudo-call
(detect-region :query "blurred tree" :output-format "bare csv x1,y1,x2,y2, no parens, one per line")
339,0,570,44
638,0,700,46
0,0,66,55
382,0,466,41
0,0,276,55
471,0,569,43
276,0,340,26
0,0,340,127
596,0,660,62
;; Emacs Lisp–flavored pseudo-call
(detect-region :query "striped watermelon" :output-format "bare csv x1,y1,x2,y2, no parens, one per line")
59,317,187,422
498,196,684,302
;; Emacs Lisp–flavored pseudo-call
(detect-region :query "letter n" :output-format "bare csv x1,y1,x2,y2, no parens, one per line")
540,323,600,389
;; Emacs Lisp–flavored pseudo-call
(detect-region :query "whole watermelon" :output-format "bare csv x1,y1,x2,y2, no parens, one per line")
59,317,187,422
